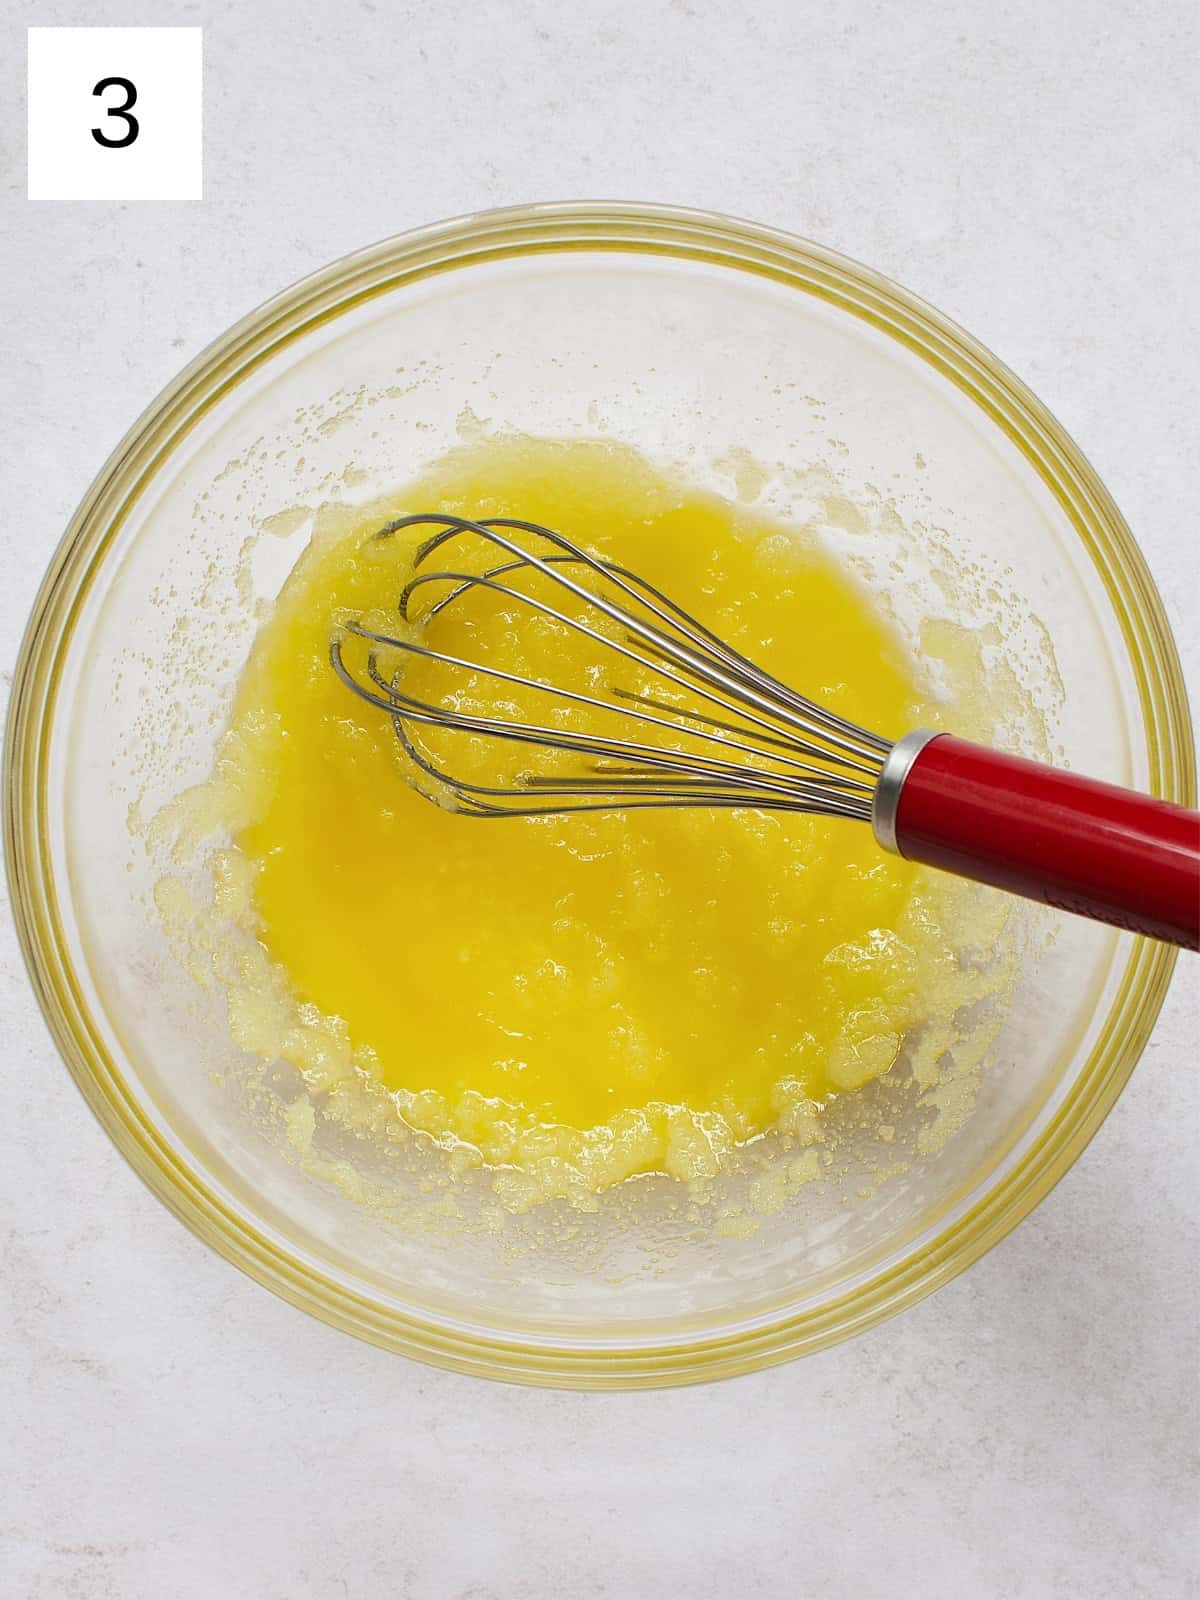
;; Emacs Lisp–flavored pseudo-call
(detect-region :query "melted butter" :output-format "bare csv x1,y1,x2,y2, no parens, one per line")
208,436,988,1202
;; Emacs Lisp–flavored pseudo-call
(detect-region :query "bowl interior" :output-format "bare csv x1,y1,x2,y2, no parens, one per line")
24,214,1177,1381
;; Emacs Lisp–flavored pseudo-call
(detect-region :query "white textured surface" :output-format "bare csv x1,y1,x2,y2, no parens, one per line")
2,2,1197,1595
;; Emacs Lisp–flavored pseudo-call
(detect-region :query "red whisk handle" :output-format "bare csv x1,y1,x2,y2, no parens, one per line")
873,731,1200,950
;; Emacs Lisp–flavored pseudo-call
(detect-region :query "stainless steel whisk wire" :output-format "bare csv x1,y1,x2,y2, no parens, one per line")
329,514,892,820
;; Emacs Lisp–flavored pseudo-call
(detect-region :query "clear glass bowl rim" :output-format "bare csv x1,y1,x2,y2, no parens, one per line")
4,200,1193,1387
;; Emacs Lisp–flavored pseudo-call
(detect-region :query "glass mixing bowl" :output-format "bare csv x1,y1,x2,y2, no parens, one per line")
6,203,1192,1387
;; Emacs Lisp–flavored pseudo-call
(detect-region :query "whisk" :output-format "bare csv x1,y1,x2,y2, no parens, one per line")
330,514,1200,951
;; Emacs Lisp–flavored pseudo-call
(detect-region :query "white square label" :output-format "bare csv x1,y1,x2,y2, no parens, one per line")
28,27,203,201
